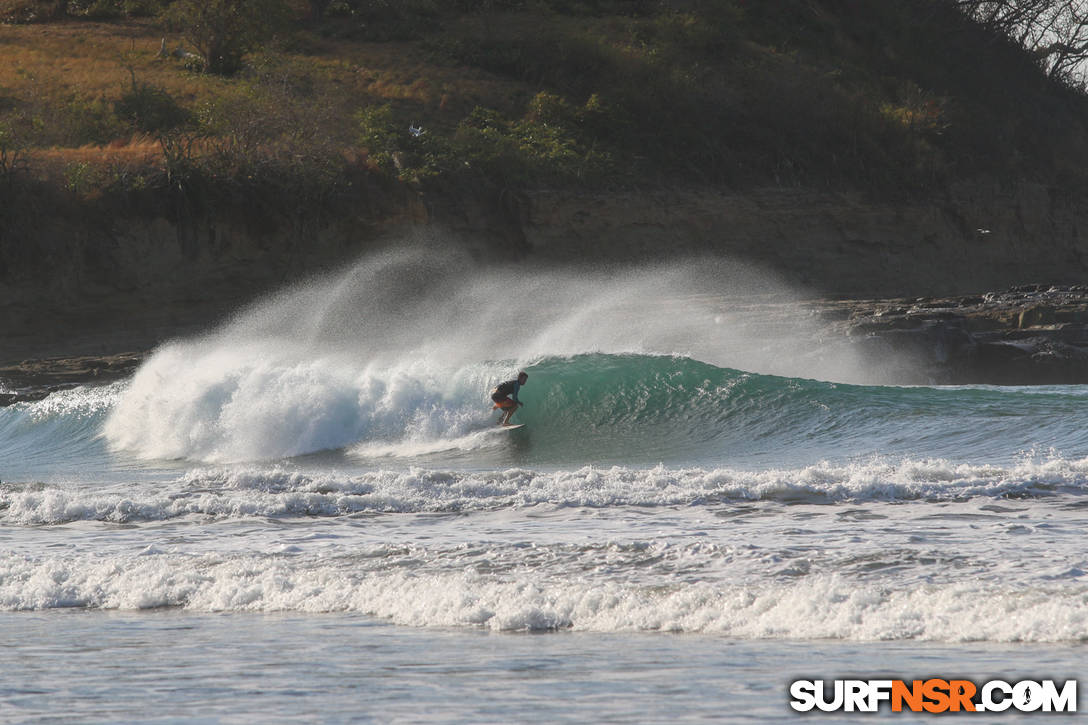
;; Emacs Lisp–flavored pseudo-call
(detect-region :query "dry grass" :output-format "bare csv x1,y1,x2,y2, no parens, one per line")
0,20,206,101
27,137,161,184
0,17,529,172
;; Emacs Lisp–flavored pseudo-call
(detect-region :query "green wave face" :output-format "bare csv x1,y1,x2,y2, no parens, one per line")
512,354,1088,468
513,354,752,464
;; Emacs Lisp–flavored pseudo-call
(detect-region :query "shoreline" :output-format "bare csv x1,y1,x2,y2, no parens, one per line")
4,285,1088,405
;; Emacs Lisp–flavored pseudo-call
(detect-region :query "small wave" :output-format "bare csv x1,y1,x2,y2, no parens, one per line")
5,458,1088,525
0,383,124,471
0,553,1084,642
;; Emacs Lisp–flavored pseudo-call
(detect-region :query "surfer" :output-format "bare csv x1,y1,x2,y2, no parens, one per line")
491,371,528,426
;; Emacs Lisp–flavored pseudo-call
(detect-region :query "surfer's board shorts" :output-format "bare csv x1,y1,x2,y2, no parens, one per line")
491,390,517,409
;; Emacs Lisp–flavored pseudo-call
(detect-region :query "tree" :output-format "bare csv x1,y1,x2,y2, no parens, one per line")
168,0,292,76
1026,1,1088,85
956,0,1088,87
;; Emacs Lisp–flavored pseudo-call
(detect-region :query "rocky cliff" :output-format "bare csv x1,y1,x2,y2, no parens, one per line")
3,179,1088,362
523,182,1088,297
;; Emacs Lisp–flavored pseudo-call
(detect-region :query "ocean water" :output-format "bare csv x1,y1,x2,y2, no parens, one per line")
2,249,1085,722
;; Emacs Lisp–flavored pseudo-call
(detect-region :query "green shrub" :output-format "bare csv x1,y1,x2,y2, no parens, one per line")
1,0,161,20
63,160,103,195
356,103,452,180
60,96,125,146
66,0,123,17
165,0,293,75
115,78,191,135
0,0,66,23
357,92,610,186
355,103,400,171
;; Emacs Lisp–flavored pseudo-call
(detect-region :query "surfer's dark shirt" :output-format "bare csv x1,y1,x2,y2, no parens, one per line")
492,379,520,403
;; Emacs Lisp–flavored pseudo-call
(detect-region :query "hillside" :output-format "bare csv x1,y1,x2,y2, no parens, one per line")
5,1,1088,191
4,0,1088,356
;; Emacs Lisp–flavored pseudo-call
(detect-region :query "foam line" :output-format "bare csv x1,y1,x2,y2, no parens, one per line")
4,457,1087,524
0,554,1084,642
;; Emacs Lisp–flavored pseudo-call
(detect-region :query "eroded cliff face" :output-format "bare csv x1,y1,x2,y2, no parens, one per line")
2,180,1087,360
0,194,424,359
522,181,1088,297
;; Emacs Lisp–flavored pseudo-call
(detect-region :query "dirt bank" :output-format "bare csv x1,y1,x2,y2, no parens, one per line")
3,180,1088,367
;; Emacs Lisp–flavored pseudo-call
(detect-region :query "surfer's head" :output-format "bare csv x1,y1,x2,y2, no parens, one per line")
517,371,528,384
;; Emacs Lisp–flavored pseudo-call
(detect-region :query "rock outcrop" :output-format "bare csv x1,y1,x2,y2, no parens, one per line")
826,285,1088,384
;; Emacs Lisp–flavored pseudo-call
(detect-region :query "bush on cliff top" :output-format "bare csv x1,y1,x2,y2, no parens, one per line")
357,92,611,187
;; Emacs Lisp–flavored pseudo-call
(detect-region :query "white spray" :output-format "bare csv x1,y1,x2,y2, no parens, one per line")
104,245,864,462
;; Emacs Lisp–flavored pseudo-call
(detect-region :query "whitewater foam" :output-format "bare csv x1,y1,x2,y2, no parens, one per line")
1,552,1084,642
104,345,501,462
5,457,1088,525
